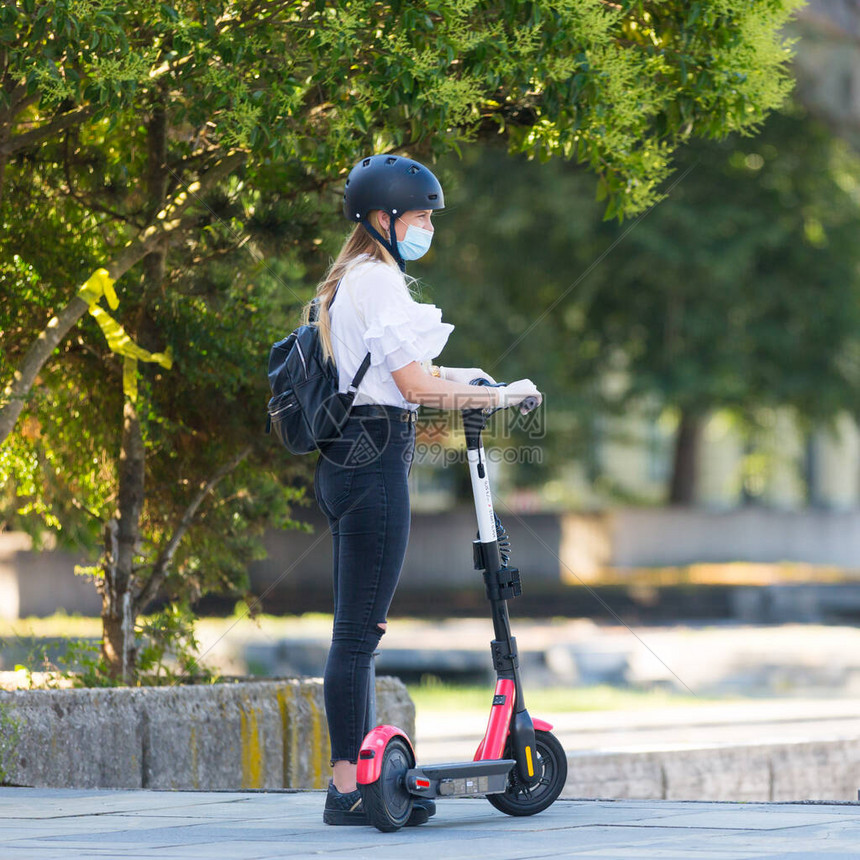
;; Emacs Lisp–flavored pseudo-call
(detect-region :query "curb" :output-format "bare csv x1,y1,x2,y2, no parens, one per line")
565,738,860,802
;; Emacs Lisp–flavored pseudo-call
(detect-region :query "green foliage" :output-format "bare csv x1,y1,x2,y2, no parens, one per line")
12,638,116,689
0,1,135,111
8,604,216,687
0,1,800,218
135,603,216,685
586,105,860,423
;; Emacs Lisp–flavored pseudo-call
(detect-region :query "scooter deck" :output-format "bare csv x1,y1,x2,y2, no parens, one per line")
405,758,516,798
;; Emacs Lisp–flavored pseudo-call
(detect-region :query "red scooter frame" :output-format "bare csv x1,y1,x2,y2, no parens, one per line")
356,384,568,832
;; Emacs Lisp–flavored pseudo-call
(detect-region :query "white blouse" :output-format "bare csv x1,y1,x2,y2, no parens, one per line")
329,256,454,410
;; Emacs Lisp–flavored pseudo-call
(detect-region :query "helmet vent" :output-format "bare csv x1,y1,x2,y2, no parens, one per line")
428,193,438,200
362,158,371,167
385,156,398,165
408,165,420,174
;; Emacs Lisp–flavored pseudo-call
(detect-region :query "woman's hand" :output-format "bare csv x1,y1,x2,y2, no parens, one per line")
440,366,497,385
496,379,543,414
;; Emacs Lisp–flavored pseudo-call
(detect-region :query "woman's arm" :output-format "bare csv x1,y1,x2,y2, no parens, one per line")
433,365,496,385
391,361,500,410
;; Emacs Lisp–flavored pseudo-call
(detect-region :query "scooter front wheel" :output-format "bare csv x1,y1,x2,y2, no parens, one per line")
487,730,567,816
359,737,415,832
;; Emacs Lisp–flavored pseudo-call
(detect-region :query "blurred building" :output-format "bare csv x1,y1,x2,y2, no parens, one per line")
578,409,860,513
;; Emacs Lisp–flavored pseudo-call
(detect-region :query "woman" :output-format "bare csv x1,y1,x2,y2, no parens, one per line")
307,154,542,826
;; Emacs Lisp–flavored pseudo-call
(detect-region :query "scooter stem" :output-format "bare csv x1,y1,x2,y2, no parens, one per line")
461,402,526,706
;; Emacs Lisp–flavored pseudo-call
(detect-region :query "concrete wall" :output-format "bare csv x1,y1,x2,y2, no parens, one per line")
0,677,413,790
565,739,860,803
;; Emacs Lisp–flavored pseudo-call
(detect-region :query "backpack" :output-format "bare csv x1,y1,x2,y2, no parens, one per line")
266,294,371,455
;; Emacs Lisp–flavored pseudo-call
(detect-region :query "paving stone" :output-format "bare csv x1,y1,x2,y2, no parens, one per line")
1,789,860,859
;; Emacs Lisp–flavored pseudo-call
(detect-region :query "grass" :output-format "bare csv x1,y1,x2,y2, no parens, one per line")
406,678,726,713
0,614,102,640
0,611,333,641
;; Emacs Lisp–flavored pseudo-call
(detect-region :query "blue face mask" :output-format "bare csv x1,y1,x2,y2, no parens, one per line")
397,223,434,260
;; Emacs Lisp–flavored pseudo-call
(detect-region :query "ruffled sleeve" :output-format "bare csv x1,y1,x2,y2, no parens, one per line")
350,261,454,373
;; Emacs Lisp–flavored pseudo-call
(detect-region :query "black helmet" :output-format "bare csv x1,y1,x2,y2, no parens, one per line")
343,154,444,222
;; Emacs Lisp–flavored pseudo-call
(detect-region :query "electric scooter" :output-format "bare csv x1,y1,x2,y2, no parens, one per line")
357,380,568,832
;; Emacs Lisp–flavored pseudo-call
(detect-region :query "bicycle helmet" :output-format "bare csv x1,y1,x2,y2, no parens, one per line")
343,154,444,270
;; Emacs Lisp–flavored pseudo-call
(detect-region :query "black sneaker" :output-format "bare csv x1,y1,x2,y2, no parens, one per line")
405,797,436,827
323,782,437,827
323,782,366,826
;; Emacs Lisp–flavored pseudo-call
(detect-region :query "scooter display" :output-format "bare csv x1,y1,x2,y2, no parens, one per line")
357,380,568,832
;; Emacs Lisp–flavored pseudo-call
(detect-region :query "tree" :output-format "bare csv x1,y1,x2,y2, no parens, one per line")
422,104,860,505
1,0,803,678
586,105,860,503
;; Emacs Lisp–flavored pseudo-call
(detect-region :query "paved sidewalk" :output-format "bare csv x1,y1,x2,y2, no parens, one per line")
1,788,859,859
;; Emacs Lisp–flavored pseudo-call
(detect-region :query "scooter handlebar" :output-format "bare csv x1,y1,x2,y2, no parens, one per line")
469,378,542,416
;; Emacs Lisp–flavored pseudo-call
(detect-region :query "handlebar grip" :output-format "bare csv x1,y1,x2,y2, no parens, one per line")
469,378,540,413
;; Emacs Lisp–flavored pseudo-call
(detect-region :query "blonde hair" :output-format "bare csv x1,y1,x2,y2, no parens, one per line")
301,212,418,366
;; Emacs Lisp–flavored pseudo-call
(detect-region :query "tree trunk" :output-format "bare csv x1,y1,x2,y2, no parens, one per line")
100,105,170,681
101,400,146,680
669,410,703,506
0,123,8,203
0,294,92,443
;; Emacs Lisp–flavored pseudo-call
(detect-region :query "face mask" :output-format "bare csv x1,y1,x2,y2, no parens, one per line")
397,223,434,260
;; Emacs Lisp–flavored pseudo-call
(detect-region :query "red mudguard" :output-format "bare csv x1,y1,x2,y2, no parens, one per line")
474,679,555,761
356,725,415,785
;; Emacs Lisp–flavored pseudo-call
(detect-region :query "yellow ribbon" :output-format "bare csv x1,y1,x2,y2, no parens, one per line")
77,268,119,311
77,269,173,402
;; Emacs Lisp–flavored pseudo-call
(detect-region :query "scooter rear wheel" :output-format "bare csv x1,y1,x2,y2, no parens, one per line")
360,737,415,832
487,730,567,816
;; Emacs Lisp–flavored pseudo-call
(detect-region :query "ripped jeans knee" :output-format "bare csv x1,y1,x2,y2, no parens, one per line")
332,617,387,653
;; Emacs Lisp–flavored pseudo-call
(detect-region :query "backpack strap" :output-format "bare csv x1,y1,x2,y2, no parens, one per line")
347,353,372,394
310,277,372,394
329,276,372,395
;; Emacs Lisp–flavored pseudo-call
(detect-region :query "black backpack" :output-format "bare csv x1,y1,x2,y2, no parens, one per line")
266,295,371,455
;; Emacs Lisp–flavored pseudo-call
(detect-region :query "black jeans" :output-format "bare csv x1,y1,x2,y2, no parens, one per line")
314,410,416,764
